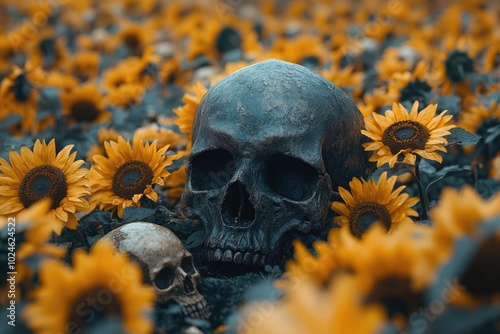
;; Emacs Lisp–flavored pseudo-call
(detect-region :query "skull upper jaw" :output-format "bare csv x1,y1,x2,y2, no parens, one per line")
182,172,332,275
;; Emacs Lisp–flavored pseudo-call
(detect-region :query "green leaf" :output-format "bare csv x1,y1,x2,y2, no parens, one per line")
417,159,437,186
446,127,481,146
122,206,156,223
424,165,473,198
185,230,205,251
370,163,414,182
484,124,500,144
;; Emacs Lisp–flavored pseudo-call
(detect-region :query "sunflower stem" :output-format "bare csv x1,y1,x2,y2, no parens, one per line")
411,157,429,220
74,229,90,248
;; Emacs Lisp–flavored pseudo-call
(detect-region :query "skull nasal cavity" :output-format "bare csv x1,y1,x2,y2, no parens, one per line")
183,277,195,294
222,181,255,228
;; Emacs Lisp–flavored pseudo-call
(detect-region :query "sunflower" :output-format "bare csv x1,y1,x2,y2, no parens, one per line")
172,64,249,153
362,101,456,167
105,84,145,109
430,187,500,307
23,241,154,334
350,224,438,326
0,199,65,304
33,69,79,93
135,124,186,151
267,34,329,68
160,56,191,85
459,101,500,137
350,223,437,294
357,88,394,118
119,0,156,15
320,64,363,99
430,186,500,260
173,81,208,144
86,128,121,161
88,132,172,217
165,165,187,205
165,4,205,43
60,83,110,124
450,232,500,308
27,28,69,70
430,39,478,97
71,50,101,79
376,47,418,80
284,227,357,286
0,139,90,234
102,60,135,91
239,274,386,334
11,199,65,259
0,63,41,133
116,21,154,55
386,60,435,106
186,13,261,61
331,172,419,238
127,46,162,88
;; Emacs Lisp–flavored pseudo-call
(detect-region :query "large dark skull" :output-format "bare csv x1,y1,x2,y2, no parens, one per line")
182,59,366,270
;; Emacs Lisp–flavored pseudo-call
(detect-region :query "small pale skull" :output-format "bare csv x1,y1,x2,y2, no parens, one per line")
182,59,367,270
100,222,210,319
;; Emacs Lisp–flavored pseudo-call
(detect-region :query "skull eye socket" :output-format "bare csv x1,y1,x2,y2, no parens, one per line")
154,266,176,290
181,256,197,276
266,154,320,201
190,149,235,190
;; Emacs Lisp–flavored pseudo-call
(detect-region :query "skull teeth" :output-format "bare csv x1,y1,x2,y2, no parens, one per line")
208,248,266,267
181,299,210,319
243,252,253,265
213,248,223,261
222,249,233,262
233,252,243,264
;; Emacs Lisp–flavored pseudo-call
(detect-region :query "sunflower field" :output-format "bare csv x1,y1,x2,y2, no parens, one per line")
1,0,500,333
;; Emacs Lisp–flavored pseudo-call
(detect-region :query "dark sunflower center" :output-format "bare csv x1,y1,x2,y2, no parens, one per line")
445,50,474,83
11,73,33,102
39,38,56,57
349,201,391,238
382,120,430,155
300,56,320,69
400,79,431,105
19,165,67,210
70,100,100,122
68,287,124,333
112,161,154,200
365,277,423,319
124,33,140,50
113,78,126,88
215,26,242,54
458,236,500,298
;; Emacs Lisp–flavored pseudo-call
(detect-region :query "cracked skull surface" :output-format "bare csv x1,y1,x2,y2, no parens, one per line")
100,222,210,319
182,59,367,271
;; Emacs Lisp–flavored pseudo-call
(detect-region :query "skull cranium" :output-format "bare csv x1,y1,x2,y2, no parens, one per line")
100,222,210,319
182,59,367,271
